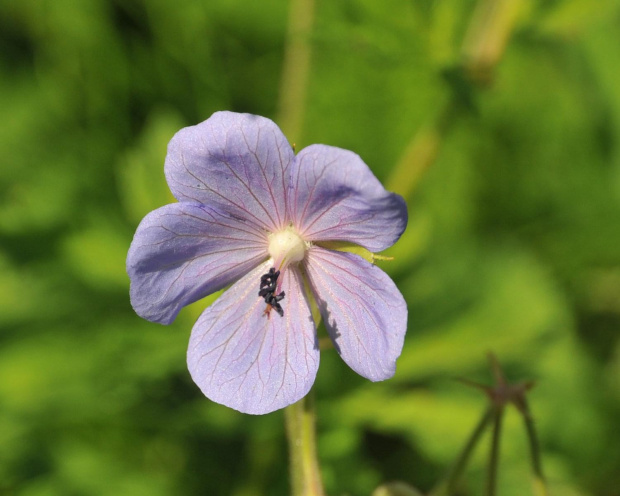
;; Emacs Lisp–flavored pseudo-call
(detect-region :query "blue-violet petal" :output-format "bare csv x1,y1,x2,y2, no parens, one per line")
304,247,407,381
127,202,268,324
165,111,294,232
289,144,408,252
187,261,319,415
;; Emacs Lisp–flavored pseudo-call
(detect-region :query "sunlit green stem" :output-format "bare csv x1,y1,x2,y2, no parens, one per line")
385,107,452,198
461,0,524,85
386,0,523,200
429,406,494,496
277,0,316,140
285,389,325,496
486,406,504,496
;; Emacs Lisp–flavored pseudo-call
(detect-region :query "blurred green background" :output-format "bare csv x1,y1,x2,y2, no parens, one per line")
1,0,620,495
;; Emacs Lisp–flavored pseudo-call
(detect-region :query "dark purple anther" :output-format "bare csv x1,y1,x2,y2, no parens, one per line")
258,267,286,316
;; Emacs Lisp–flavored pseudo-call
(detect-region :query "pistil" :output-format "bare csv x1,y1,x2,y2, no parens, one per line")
258,227,308,317
267,226,307,292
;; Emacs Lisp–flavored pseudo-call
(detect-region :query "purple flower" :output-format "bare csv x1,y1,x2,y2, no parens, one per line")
127,112,408,414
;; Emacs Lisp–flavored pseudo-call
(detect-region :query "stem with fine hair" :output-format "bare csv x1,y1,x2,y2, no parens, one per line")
520,399,548,496
284,388,325,496
277,0,316,141
277,2,321,490
486,406,504,496
429,406,494,496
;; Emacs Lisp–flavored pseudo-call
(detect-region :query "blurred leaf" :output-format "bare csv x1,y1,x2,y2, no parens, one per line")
372,481,424,496
117,108,184,224
61,218,131,290
538,0,620,38
398,247,570,378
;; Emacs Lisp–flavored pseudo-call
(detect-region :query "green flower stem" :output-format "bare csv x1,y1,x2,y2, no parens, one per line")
386,0,523,200
486,406,504,496
385,108,452,199
277,0,316,141
461,0,524,84
429,406,494,496
285,388,325,496
520,400,548,496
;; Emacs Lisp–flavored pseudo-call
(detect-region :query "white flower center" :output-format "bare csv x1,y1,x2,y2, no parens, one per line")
268,227,306,269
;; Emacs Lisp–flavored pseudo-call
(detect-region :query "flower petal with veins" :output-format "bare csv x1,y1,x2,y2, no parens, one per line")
165,112,294,232
127,202,268,324
187,261,319,415
289,144,407,252
304,247,407,381
127,111,409,414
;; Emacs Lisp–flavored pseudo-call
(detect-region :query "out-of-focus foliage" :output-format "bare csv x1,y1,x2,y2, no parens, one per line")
1,0,619,495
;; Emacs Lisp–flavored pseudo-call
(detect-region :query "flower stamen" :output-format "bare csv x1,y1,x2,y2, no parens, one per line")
258,267,285,317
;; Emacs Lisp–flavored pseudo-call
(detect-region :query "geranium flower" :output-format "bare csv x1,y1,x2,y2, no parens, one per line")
127,112,408,414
